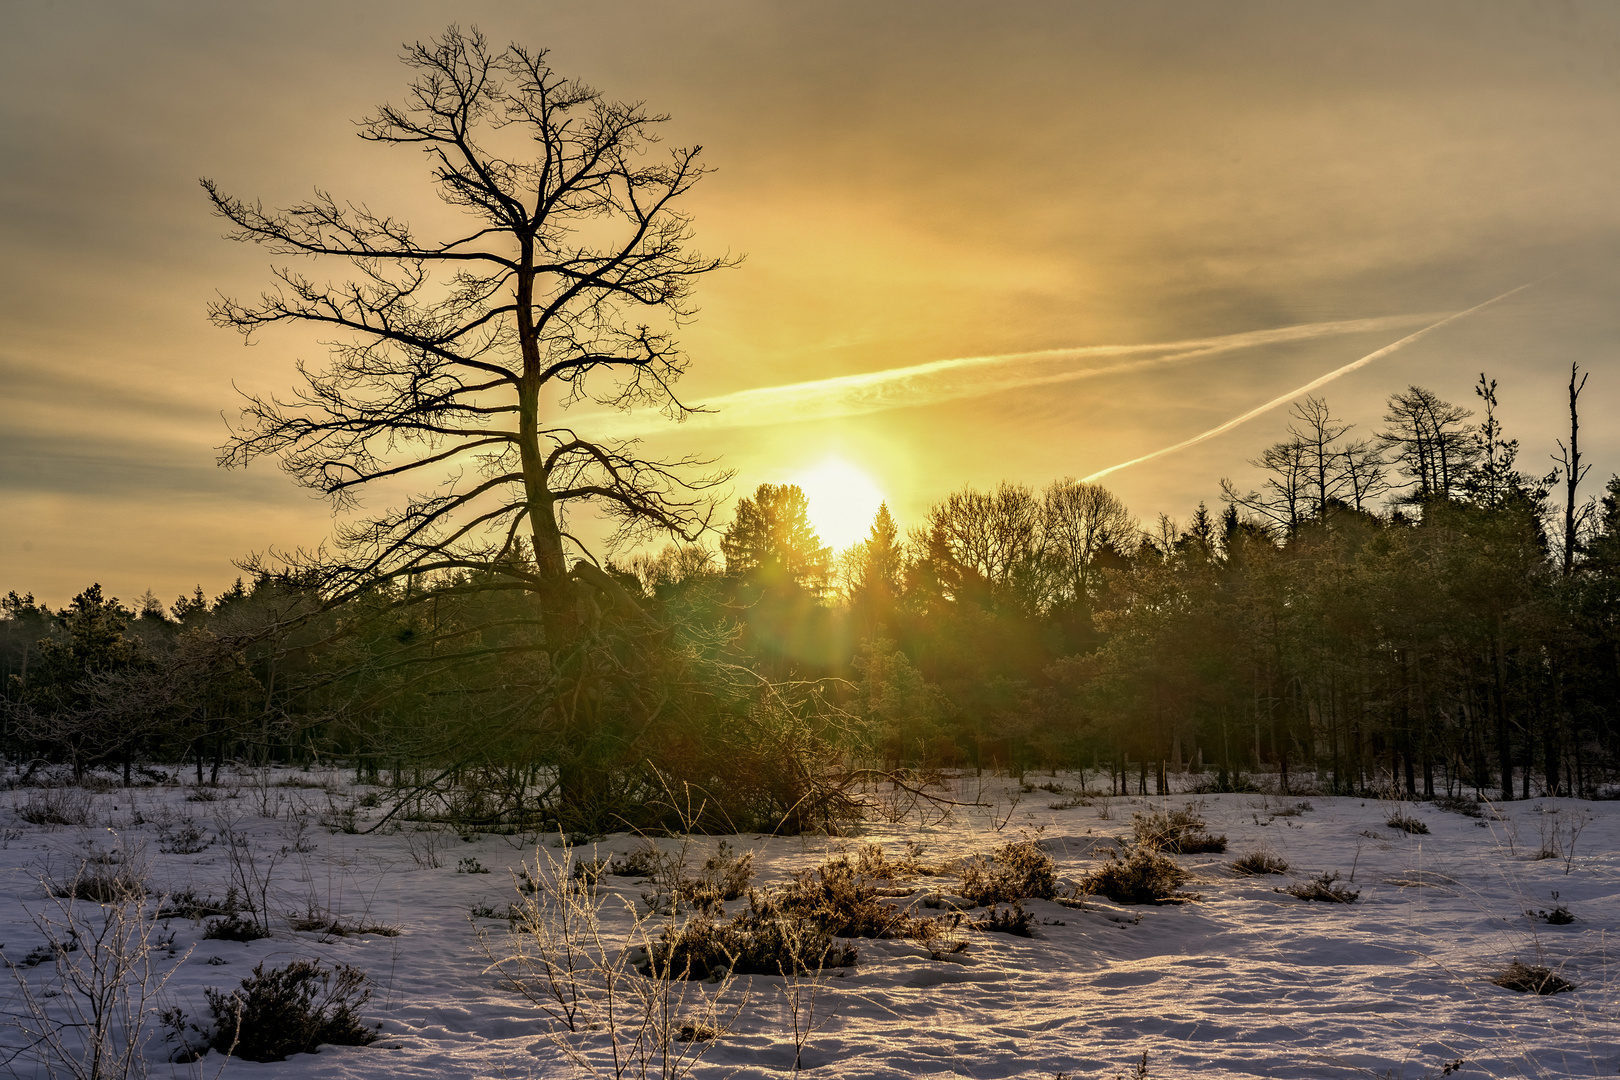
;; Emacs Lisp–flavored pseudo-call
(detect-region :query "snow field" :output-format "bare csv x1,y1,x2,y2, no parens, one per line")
0,770,1615,1079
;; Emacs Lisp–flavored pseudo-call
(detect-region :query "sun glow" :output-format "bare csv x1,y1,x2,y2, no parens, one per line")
792,457,887,552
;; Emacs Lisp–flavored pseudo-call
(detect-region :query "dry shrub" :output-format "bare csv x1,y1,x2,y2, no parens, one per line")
652,849,949,980
1231,851,1289,876
483,843,745,1077
1526,895,1574,925
1385,810,1430,835
50,864,146,904
973,902,1034,937
607,845,659,878
157,819,210,854
958,839,1057,906
206,959,376,1061
1491,960,1575,995
287,906,400,938
1132,803,1226,854
853,841,947,880
774,855,934,938
1281,871,1359,903
638,841,757,916
1078,844,1191,904
4,862,182,1080
15,787,96,826
653,896,858,979
203,914,270,942
155,889,236,920
1430,794,1483,817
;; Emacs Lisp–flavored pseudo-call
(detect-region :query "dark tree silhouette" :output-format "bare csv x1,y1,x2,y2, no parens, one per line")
1378,386,1476,503
205,27,732,604
720,484,830,594
1553,362,1593,576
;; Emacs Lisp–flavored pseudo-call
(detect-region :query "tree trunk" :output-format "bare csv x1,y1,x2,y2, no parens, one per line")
1493,630,1513,800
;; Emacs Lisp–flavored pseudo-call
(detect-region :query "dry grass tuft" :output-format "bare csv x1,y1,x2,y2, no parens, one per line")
1491,960,1574,995
1280,871,1359,903
1231,851,1289,876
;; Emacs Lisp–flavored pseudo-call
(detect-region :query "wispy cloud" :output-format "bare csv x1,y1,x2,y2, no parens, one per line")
577,313,1438,439
1083,284,1538,482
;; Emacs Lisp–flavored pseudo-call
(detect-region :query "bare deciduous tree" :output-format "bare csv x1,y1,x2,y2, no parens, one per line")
205,27,733,607
1378,385,1475,503
1041,479,1137,604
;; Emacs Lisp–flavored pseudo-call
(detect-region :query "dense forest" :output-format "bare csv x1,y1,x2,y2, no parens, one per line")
5,374,1618,828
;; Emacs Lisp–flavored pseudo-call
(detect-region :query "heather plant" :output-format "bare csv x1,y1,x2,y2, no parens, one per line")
958,838,1057,905
1430,794,1483,817
205,959,377,1061
1231,851,1289,876
1132,803,1226,853
1077,843,1191,904
973,902,1035,937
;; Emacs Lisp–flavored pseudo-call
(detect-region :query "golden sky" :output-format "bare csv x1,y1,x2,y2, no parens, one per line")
6,1,1620,603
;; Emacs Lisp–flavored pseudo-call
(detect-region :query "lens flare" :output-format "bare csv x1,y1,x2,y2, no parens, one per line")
792,458,887,551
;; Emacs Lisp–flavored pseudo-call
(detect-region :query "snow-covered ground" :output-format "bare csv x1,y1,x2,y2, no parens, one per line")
1,768,1616,1079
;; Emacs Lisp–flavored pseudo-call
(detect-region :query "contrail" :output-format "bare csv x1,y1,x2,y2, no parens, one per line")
574,312,1435,440
1082,283,1537,483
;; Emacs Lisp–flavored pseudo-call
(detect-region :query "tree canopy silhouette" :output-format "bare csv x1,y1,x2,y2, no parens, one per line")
205,26,732,603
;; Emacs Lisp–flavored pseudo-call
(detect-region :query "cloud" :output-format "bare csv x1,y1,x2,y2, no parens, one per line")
577,313,1438,440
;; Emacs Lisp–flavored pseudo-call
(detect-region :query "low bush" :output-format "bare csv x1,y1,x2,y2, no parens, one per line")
158,820,210,854
1527,903,1574,925
959,839,1057,905
606,846,658,878
691,841,755,903
50,865,146,903
287,907,400,938
1430,794,1483,817
156,889,237,921
1231,851,1289,876
775,856,932,938
203,914,270,942
1281,871,1359,904
1078,844,1190,904
1132,803,1226,854
456,856,489,874
639,841,756,915
15,788,96,827
649,849,956,980
1385,810,1430,835
973,902,1034,937
1491,960,1575,995
853,841,948,880
652,895,859,979
206,959,376,1061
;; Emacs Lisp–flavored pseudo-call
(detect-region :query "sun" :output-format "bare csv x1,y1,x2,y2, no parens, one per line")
792,457,887,551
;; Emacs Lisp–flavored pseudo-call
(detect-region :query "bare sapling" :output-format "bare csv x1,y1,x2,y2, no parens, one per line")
777,915,838,1073
3,859,190,1080
480,841,745,1080
214,811,287,937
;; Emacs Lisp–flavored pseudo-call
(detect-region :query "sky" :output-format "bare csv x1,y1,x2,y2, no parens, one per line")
5,1,1620,606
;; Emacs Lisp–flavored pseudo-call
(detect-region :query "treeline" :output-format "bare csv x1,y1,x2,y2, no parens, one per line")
4,375,1618,813
626,374,1620,800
